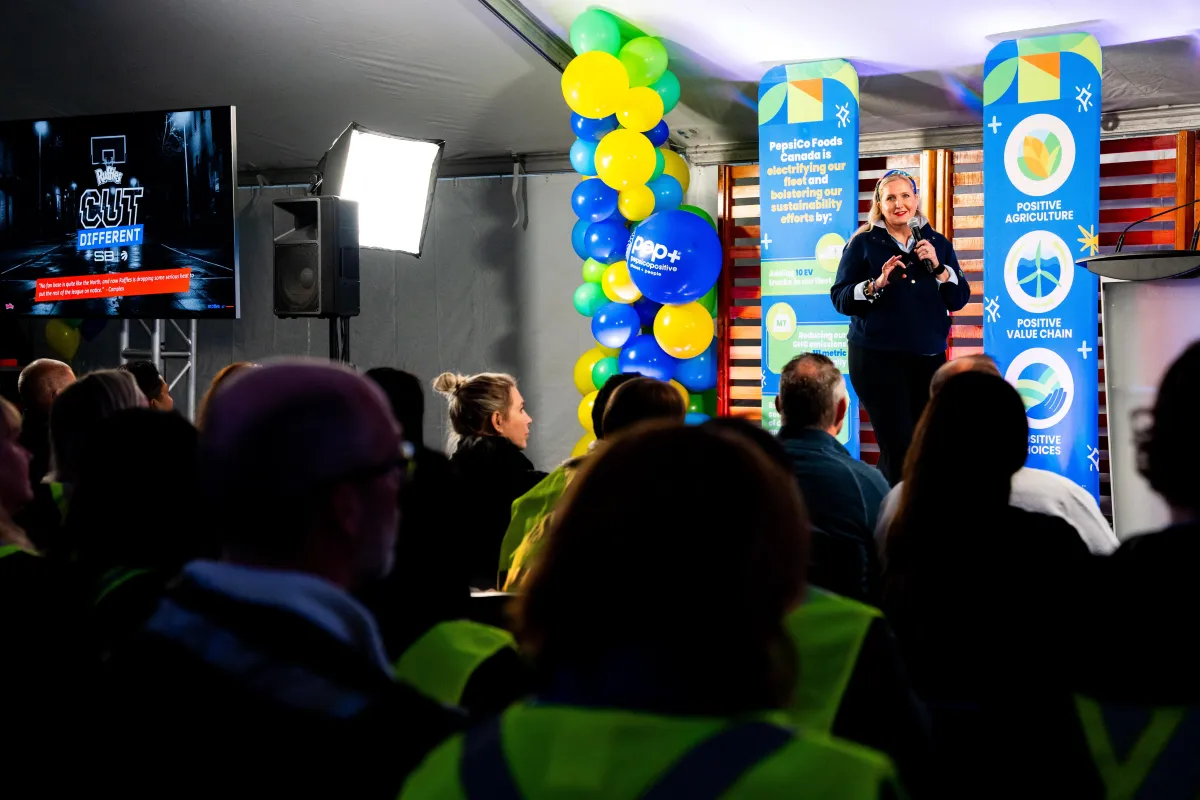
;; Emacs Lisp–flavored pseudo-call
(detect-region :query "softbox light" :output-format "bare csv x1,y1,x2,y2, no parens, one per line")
319,123,443,256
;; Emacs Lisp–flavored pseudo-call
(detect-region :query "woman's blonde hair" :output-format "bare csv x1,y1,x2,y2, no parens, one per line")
433,371,517,449
48,369,145,483
198,362,256,429
849,170,920,240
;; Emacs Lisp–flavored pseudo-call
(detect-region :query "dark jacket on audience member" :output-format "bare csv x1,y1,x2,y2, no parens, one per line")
778,427,889,600
101,563,464,798
449,435,546,589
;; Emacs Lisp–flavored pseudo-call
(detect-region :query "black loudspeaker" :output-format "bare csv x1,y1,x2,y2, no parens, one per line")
272,196,360,318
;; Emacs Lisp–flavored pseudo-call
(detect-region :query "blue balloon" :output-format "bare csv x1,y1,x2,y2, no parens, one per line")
647,175,683,212
571,112,619,143
674,344,717,392
572,178,618,222
570,138,598,176
625,209,722,304
586,218,631,264
632,297,662,328
684,412,711,426
619,334,679,382
646,119,670,148
591,302,641,349
572,218,593,260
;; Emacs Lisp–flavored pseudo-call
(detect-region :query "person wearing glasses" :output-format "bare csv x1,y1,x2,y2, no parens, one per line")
830,170,971,485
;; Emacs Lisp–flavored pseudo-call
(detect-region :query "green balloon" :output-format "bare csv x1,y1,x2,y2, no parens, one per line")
574,282,607,317
619,37,668,88
650,70,681,115
700,390,717,416
570,9,621,56
686,394,706,415
649,149,665,181
582,257,606,283
592,356,620,390
680,204,716,229
64,318,84,329
697,285,717,317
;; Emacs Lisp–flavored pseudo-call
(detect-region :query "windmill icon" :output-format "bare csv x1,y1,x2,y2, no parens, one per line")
1017,241,1061,299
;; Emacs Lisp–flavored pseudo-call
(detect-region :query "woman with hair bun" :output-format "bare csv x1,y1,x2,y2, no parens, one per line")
434,371,545,589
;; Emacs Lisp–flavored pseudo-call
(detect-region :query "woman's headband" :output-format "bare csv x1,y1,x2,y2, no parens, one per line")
875,169,918,201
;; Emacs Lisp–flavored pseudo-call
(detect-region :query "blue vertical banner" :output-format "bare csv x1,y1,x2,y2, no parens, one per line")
757,60,861,455
983,34,1102,499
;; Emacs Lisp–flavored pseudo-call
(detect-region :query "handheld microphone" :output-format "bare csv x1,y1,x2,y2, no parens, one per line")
907,217,940,274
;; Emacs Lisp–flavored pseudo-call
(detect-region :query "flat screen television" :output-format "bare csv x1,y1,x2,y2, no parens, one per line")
0,106,239,318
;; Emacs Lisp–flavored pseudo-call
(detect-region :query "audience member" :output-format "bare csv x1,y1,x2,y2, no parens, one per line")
118,360,174,411
103,360,462,797
776,353,889,601
16,358,74,485
704,414,933,795
361,368,527,715
0,397,89,765
402,425,901,798
22,369,144,556
875,354,1117,554
503,376,685,591
499,373,637,586
434,371,545,589
65,409,209,654
196,361,256,429
881,370,1091,792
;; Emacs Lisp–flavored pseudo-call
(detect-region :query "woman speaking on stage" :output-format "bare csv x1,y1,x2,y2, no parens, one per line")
831,170,971,485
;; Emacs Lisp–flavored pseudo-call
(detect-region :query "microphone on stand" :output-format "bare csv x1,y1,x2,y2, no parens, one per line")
907,217,942,274
1114,197,1200,253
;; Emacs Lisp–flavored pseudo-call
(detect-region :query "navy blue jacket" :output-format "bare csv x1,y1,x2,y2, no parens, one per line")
830,223,971,355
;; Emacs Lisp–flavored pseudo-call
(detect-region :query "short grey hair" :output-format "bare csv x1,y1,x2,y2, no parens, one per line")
778,353,846,430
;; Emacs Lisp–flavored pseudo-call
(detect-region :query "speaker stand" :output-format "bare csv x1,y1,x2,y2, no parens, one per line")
328,316,351,364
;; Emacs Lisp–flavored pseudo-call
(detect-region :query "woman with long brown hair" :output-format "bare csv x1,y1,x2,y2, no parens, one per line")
403,424,900,798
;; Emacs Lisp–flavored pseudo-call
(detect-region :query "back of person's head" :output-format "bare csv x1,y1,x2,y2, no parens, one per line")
49,369,145,483
0,398,33,519
197,362,256,429
930,353,1000,397
702,416,792,473
433,371,517,446
1138,341,1200,515
68,409,205,567
887,371,1027,572
201,359,403,588
18,358,75,414
516,424,808,715
366,367,427,449
776,353,847,431
601,377,686,438
118,361,171,410
591,373,639,439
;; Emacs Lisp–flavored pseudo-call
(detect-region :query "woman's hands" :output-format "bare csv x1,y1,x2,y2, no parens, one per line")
875,255,904,289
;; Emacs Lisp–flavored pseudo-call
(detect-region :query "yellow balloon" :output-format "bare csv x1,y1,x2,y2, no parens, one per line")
571,432,597,459
617,87,664,133
578,391,599,433
573,347,606,395
595,129,656,190
45,319,80,361
654,302,714,358
618,184,656,221
601,260,642,304
596,343,621,357
660,148,691,193
668,379,689,409
562,51,629,119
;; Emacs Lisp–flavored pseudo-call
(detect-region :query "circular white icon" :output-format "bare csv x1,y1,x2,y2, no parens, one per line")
1005,347,1075,430
1004,113,1076,197
1004,230,1075,314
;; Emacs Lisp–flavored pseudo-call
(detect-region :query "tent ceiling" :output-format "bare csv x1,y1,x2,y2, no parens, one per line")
3,0,1200,176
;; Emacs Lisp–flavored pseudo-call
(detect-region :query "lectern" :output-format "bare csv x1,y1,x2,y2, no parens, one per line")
1079,250,1200,539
